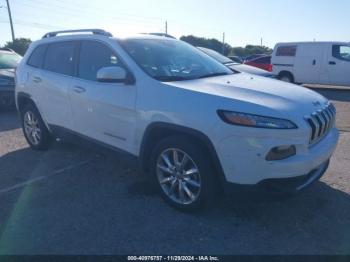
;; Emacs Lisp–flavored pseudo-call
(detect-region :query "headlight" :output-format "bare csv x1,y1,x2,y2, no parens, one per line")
218,110,297,129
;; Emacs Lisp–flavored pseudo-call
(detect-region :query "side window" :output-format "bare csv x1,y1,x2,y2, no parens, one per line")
78,41,123,81
332,45,350,62
276,46,297,57
44,42,76,76
27,45,47,68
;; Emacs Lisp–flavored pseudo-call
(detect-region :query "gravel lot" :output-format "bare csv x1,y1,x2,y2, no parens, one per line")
0,88,349,255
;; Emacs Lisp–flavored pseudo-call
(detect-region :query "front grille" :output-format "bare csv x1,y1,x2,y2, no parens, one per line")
305,103,336,145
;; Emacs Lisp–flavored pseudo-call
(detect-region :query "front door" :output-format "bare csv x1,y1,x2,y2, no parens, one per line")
69,40,137,154
327,44,350,86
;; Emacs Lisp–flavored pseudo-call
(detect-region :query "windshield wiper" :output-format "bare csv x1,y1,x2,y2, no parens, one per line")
224,62,239,66
154,76,190,82
197,72,229,79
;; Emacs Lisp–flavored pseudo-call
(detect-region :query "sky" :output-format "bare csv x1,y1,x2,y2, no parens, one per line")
0,0,349,48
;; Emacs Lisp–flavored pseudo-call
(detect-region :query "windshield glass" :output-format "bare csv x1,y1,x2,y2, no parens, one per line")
0,52,22,69
119,38,233,82
197,47,236,65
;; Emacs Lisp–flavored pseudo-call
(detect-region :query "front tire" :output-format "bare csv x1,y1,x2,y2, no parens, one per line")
21,103,52,150
150,136,220,211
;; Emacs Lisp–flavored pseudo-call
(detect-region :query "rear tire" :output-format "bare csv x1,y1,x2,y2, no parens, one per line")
150,135,220,212
21,103,52,150
279,72,294,83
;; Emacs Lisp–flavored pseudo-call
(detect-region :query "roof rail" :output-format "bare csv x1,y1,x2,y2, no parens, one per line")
42,29,113,39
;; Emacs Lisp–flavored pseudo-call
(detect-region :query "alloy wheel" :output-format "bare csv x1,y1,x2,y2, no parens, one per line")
156,148,202,205
23,111,41,145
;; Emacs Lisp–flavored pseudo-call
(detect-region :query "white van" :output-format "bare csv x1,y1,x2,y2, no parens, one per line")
272,42,350,86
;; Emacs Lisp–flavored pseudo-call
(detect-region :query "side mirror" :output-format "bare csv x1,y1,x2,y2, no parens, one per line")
97,66,127,83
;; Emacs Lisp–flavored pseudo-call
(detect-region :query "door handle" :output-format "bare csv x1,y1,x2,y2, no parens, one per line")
329,61,336,65
32,76,42,83
73,86,86,94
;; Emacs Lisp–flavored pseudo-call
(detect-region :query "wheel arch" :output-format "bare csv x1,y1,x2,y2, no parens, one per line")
278,70,294,82
139,122,226,186
16,92,51,131
16,92,35,113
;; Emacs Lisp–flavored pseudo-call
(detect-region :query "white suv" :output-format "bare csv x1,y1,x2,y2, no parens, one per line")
15,29,339,211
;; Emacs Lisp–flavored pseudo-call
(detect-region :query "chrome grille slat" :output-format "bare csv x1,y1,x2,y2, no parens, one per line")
311,113,320,139
317,110,327,135
323,109,331,133
307,118,316,141
305,103,336,145
314,113,323,137
319,110,328,135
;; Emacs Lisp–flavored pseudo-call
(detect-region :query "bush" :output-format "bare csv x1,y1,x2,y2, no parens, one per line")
3,38,32,56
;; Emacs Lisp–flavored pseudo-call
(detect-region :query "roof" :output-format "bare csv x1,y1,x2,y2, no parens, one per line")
39,29,176,42
275,41,350,46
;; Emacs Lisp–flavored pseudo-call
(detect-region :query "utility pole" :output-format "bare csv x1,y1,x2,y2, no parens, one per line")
165,21,168,35
222,32,225,54
261,37,263,46
5,0,15,42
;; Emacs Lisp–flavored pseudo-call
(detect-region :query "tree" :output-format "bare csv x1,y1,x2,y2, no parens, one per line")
180,35,232,56
180,35,272,58
3,38,32,56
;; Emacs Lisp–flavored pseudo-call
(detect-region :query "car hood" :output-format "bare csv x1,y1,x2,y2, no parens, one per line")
166,73,328,118
227,63,272,76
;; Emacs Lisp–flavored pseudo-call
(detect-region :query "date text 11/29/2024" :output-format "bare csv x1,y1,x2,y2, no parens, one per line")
127,256,220,261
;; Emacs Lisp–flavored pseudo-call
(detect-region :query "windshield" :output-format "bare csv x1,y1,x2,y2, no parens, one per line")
119,38,233,82
197,47,237,65
0,52,22,69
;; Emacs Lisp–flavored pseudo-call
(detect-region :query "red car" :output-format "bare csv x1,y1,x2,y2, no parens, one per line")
244,55,272,72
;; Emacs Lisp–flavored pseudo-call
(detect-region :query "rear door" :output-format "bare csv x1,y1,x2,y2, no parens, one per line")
40,41,78,129
272,45,297,76
326,44,350,86
69,40,137,153
293,43,326,84
24,44,48,112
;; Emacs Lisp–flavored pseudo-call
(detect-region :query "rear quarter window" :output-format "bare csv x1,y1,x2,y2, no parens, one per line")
27,45,47,68
276,46,297,57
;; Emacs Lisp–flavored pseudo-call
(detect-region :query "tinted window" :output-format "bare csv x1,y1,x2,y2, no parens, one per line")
276,46,297,57
332,45,350,61
79,41,122,81
44,42,76,76
27,45,47,68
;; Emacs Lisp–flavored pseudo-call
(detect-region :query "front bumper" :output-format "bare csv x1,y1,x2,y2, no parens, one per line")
0,87,15,107
216,127,339,185
257,159,329,193
223,159,330,194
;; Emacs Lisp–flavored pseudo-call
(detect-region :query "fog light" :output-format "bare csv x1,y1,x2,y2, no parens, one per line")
266,145,296,161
